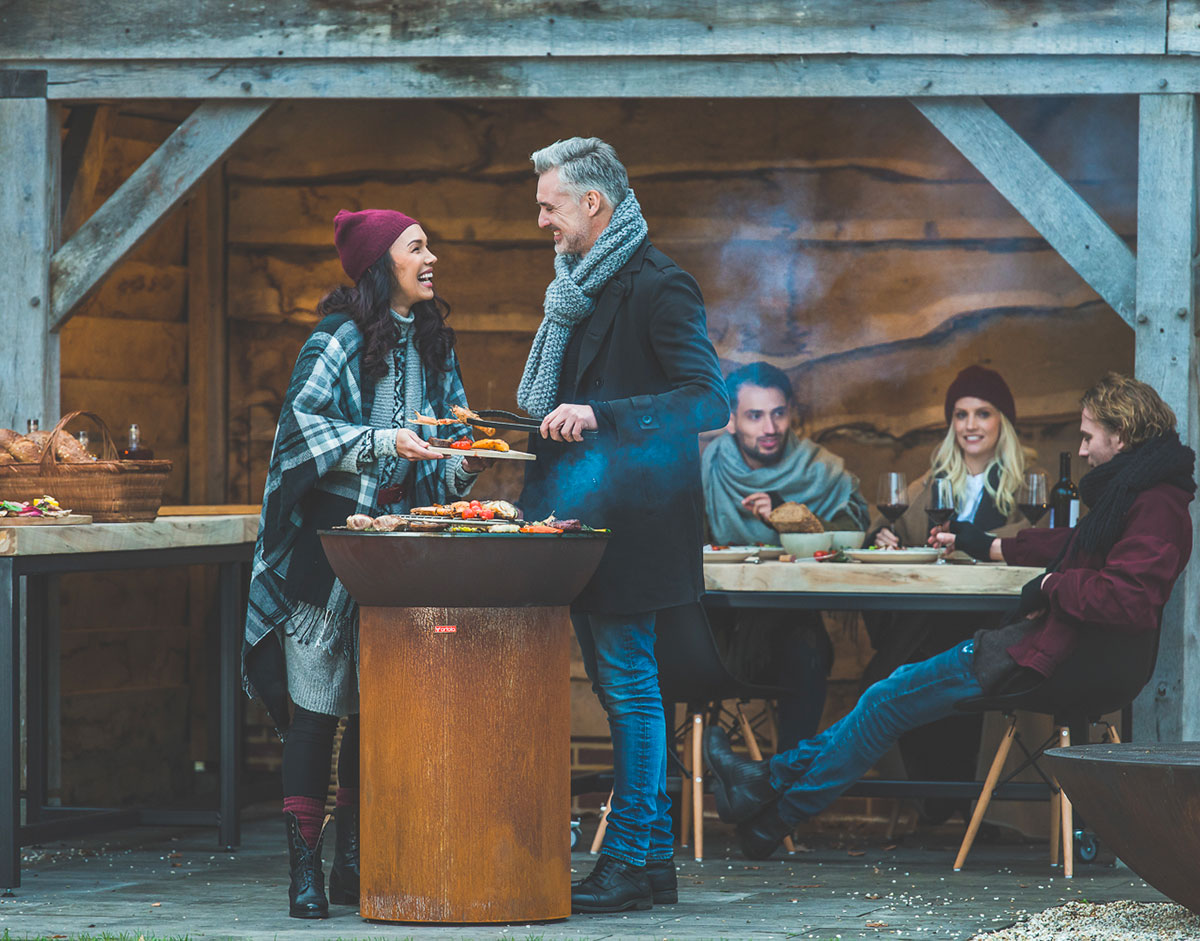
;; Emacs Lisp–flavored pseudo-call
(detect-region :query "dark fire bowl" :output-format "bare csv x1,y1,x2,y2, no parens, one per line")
318,530,610,607
1045,742,1200,914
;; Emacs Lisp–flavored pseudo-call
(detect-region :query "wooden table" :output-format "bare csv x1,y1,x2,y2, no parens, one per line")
704,558,1044,612
0,514,257,889
702,557,1051,803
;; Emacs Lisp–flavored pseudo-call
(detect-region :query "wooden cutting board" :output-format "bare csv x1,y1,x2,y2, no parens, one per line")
427,446,536,461
0,513,93,526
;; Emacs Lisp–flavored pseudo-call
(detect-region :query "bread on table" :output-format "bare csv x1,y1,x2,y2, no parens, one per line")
768,501,825,533
3,435,43,463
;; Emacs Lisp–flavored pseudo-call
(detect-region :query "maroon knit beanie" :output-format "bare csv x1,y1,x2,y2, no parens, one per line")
333,209,420,282
944,365,1017,425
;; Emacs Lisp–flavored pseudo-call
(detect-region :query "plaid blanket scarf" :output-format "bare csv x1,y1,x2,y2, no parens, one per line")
243,312,470,710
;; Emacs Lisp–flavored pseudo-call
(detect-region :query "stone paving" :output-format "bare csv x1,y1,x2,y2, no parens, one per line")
0,805,1168,941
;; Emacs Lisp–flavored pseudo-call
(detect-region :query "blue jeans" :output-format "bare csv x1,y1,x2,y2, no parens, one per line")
769,641,984,823
573,611,673,866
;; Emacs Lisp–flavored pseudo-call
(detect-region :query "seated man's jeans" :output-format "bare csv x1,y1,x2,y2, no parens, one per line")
573,611,673,866
769,640,984,824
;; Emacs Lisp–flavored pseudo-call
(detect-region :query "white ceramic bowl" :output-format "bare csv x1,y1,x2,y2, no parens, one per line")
829,530,868,551
779,532,833,557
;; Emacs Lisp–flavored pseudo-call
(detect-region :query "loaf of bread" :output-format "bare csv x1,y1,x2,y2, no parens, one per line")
768,501,825,533
53,433,95,462
3,435,43,463
0,451,13,465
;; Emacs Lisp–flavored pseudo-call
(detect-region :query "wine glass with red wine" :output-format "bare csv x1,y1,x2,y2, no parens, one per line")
876,472,909,525
1018,472,1049,526
926,477,956,528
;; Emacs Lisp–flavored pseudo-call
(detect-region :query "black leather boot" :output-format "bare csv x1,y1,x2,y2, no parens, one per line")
644,858,678,904
328,804,360,905
703,726,778,823
736,800,793,860
285,812,329,919
571,854,653,913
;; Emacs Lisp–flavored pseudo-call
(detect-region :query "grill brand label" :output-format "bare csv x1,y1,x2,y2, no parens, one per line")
433,625,457,633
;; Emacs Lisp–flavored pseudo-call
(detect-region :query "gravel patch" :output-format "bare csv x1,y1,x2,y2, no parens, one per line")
970,900,1200,940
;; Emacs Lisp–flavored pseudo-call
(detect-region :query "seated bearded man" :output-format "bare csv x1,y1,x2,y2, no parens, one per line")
705,372,1195,859
701,361,869,748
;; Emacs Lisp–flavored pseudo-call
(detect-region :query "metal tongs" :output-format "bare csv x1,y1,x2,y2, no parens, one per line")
468,409,598,439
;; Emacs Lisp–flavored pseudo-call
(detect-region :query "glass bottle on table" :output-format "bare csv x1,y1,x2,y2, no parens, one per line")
1049,452,1079,528
119,423,154,460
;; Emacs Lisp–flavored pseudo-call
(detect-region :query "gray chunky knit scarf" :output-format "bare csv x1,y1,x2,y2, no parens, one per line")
517,189,648,418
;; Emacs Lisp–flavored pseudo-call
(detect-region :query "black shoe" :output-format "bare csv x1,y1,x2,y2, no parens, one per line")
644,858,678,904
285,812,329,919
328,804,359,905
735,800,792,861
571,855,653,913
702,727,777,823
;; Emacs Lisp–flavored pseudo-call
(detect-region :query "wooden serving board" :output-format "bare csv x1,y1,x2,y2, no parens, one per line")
0,513,93,526
427,446,536,461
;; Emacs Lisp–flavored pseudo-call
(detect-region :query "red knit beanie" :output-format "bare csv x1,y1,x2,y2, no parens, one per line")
333,209,420,282
944,365,1017,425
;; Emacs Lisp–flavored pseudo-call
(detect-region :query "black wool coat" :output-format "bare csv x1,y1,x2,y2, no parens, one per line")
519,239,729,614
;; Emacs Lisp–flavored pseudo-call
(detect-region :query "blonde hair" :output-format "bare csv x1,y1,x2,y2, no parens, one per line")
1080,372,1176,448
930,411,1028,518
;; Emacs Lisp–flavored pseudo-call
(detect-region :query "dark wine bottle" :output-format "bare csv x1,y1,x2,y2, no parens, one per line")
1049,451,1079,528
119,422,154,460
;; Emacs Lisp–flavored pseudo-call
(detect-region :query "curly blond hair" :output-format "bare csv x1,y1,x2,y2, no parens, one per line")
1080,372,1176,447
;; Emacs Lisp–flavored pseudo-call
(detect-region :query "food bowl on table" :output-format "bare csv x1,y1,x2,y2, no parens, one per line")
779,532,834,557
828,530,868,552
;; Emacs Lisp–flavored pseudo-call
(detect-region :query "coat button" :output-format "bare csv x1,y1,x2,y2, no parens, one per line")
641,414,653,425
594,377,602,387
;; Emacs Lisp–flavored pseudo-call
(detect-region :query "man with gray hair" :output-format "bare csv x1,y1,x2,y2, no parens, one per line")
518,138,728,913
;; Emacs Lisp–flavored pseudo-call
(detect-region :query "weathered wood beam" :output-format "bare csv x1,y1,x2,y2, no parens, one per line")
17,55,1200,102
187,172,228,505
49,100,271,332
913,97,1136,325
0,1,1169,59
59,104,113,238
0,71,59,430
1132,94,1200,743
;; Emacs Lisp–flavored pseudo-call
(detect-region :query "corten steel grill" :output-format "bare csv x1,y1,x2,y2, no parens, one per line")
319,529,608,924
1045,743,1200,914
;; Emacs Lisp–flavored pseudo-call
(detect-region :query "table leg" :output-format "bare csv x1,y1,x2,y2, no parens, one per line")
218,561,242,850
0,560,20,890
23,575,47,825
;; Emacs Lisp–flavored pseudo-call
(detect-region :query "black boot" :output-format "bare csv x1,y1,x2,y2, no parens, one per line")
571,854,653,913
703,727,777,823
644,858,678,904
736,800,793,860
328,804,360,905
285,812,329,919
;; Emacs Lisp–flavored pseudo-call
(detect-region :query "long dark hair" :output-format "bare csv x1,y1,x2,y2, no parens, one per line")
316,252,456,382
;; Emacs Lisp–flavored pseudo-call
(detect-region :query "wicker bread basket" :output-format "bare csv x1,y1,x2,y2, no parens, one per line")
0,411,172,522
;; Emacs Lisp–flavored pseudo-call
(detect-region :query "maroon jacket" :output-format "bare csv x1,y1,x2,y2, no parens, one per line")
998,481,1193,677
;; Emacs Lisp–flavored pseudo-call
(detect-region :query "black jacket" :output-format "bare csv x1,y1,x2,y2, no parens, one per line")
520,239,729,613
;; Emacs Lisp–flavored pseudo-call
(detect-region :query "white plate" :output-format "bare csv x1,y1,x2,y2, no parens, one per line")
704,546,758,563
751,545,785,561
842,547,942,564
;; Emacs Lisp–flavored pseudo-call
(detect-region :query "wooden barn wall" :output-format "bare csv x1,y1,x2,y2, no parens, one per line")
52,105,208,806
220,96,1137,800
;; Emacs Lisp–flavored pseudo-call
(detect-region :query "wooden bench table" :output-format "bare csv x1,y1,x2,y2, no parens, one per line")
0,513,258,889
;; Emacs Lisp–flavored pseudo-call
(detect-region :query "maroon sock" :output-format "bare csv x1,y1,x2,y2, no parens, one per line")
283,795,325,848
335,787,358,808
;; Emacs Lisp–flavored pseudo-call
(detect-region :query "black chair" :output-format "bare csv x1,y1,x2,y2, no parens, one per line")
952,627,1160,874
653,601,802,861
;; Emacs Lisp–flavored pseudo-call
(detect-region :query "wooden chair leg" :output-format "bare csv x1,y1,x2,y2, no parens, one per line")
1104,722,1121,744
764,700,780,754
1049,786,1061,867
679,720,693,850
590,788,614,855
954,715,1018,871
1059,727,1073,878
691,713,704,862
735,703,796,854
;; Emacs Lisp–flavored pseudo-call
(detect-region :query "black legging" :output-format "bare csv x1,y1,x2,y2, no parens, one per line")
281,707,360,799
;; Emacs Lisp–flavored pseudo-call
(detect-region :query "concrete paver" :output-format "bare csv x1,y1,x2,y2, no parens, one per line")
0,806,1168,940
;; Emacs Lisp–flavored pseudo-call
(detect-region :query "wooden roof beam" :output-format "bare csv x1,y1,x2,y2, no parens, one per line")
912,96,1136,326
49,99,271,332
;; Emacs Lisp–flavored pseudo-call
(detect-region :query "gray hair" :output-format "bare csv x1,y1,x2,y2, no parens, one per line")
530,137,629,209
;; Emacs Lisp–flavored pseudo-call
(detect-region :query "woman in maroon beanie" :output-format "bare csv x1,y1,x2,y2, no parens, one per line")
243,209,489,919
865,364,1033,823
